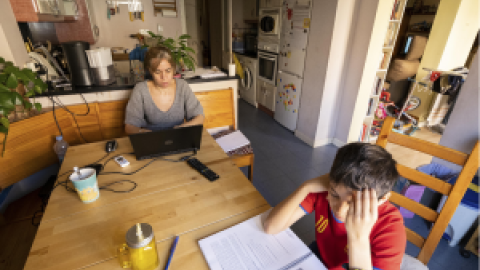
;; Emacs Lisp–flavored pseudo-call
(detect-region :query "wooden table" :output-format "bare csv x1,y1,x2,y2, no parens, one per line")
24,131,269,270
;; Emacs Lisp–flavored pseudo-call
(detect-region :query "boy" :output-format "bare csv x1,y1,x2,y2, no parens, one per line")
263,143,406,270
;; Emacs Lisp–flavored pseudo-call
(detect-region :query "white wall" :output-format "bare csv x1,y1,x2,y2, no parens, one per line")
0,0,29,66
295,0,339,146
313,0,357,146
334,0,393,144
433,54,479,172
91,0,183,49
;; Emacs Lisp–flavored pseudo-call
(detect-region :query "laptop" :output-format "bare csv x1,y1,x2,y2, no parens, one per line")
129,125,203,160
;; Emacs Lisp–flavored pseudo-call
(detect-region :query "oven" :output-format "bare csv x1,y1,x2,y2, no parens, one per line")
258,48,278,85
259,8,281,40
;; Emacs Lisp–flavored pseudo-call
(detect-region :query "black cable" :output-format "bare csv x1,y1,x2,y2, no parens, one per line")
50,96,64,137
99,153,196,175
99,180,137,193
48,96,90,143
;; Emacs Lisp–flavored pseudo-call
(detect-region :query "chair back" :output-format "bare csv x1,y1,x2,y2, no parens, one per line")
376,117,479,265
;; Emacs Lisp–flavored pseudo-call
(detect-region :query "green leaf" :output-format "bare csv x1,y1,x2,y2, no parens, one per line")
0,84,10,92
0,117,9,129
4,61,13,67
0,125,7,134
33,85,42,94
0,74,7,85
24,101,32,110
184,47,196,54
21,68,37,80
179,34,191,40
12,92,23,105
6,73,18,89
3,65,19,75
0,57,5,64
34,102,42,111
25,90,35,97
33,78,47,93
147,31,156,37
0,93,15,109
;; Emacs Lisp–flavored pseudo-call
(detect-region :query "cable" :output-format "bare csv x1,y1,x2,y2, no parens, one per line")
48,95,91,143
99,180,137,193
100,153,196,175
50,96,63,137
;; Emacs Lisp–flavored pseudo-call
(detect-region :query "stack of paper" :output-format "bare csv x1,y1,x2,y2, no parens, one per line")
199,213,326,270
215,131,250,152
200,70,227,79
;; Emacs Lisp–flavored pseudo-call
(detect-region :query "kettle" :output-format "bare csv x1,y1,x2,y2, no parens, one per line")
117,223,160,270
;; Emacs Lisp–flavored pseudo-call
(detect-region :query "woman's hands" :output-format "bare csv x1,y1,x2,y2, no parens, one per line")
345,189,378,270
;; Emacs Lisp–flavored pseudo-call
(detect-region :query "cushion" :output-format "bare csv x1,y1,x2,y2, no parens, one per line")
400,254,429,270
406,36,428,61
211,129,254,156
386,59,420,82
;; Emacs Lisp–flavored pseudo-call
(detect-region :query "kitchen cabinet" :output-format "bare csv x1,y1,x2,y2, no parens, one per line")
243,0,258,21
260,0,282,8
55,0,98,44
9,0,78,22
62,0,79,16
257,80,276,112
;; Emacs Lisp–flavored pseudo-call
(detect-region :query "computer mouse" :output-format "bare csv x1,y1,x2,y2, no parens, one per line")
106,140,118,153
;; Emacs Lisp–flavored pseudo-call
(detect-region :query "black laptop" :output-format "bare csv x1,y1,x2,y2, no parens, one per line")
129,125,203,160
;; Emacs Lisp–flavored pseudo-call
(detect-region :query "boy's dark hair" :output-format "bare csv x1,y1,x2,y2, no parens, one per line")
329,143,399,198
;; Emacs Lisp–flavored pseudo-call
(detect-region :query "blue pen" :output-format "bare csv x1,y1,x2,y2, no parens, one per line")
164,236,180,270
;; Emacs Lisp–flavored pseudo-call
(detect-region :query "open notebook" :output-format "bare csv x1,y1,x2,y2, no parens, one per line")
199,212,326,270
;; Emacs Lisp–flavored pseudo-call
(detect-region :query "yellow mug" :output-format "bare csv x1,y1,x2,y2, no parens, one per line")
117,223,159,270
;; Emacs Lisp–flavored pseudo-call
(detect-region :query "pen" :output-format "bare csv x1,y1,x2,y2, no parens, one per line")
164,236,179,270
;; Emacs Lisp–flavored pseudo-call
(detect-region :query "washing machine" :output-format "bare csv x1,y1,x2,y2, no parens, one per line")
237,55,258,107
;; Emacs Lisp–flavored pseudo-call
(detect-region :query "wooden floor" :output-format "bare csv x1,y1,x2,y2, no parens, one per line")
386,128,443,169
0,189,43,270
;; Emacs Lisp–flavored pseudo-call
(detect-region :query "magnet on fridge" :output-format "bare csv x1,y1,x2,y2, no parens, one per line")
287,51,291,58
304,18,311,28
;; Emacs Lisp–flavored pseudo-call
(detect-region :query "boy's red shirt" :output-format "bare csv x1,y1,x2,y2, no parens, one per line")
300,192,406,270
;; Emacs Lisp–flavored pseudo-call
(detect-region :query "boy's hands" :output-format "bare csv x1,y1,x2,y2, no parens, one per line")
346,189,378,241
345,189,378,270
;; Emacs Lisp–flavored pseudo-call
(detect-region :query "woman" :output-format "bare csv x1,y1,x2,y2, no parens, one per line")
125,46,204,134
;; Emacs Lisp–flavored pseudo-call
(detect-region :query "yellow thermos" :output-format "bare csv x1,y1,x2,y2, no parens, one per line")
118,223,159,270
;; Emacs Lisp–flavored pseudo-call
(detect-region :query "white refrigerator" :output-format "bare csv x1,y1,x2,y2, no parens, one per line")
274,0,312,131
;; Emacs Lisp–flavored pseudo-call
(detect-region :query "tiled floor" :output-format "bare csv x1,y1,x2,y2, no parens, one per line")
236,99,478,270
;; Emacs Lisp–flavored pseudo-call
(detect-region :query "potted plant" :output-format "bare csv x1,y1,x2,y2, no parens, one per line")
0,57,47,156
146,32,197,72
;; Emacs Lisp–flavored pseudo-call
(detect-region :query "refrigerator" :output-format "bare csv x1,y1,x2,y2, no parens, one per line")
274,0,312,131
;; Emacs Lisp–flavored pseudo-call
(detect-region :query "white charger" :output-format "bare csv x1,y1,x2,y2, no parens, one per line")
114,155,130,167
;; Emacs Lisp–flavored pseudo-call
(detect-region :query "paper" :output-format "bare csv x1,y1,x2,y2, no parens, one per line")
199,213,326,270
215,131,250,152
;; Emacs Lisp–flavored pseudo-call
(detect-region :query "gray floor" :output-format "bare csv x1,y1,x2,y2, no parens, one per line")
236,99,478,270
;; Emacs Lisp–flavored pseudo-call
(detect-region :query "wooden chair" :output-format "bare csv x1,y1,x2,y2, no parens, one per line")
376,117,479,267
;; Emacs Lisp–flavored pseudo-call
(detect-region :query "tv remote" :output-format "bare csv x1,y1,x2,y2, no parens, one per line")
187,158,219,181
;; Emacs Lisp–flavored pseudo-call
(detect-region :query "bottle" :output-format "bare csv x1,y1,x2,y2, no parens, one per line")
53,136,69,163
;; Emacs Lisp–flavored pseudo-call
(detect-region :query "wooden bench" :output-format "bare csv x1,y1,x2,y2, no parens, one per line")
0,88,253,190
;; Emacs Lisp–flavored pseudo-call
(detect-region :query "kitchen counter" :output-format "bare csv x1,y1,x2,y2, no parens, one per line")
233,50,258,59
34,72,240,129
37,73,240,97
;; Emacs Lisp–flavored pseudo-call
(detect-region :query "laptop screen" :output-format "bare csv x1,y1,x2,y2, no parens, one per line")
129,125,203,160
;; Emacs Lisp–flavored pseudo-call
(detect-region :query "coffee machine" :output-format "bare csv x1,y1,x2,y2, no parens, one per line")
61,41,94,86
62,41,115,86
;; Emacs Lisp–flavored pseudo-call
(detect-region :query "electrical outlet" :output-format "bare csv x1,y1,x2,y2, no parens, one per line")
157,24,163,33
